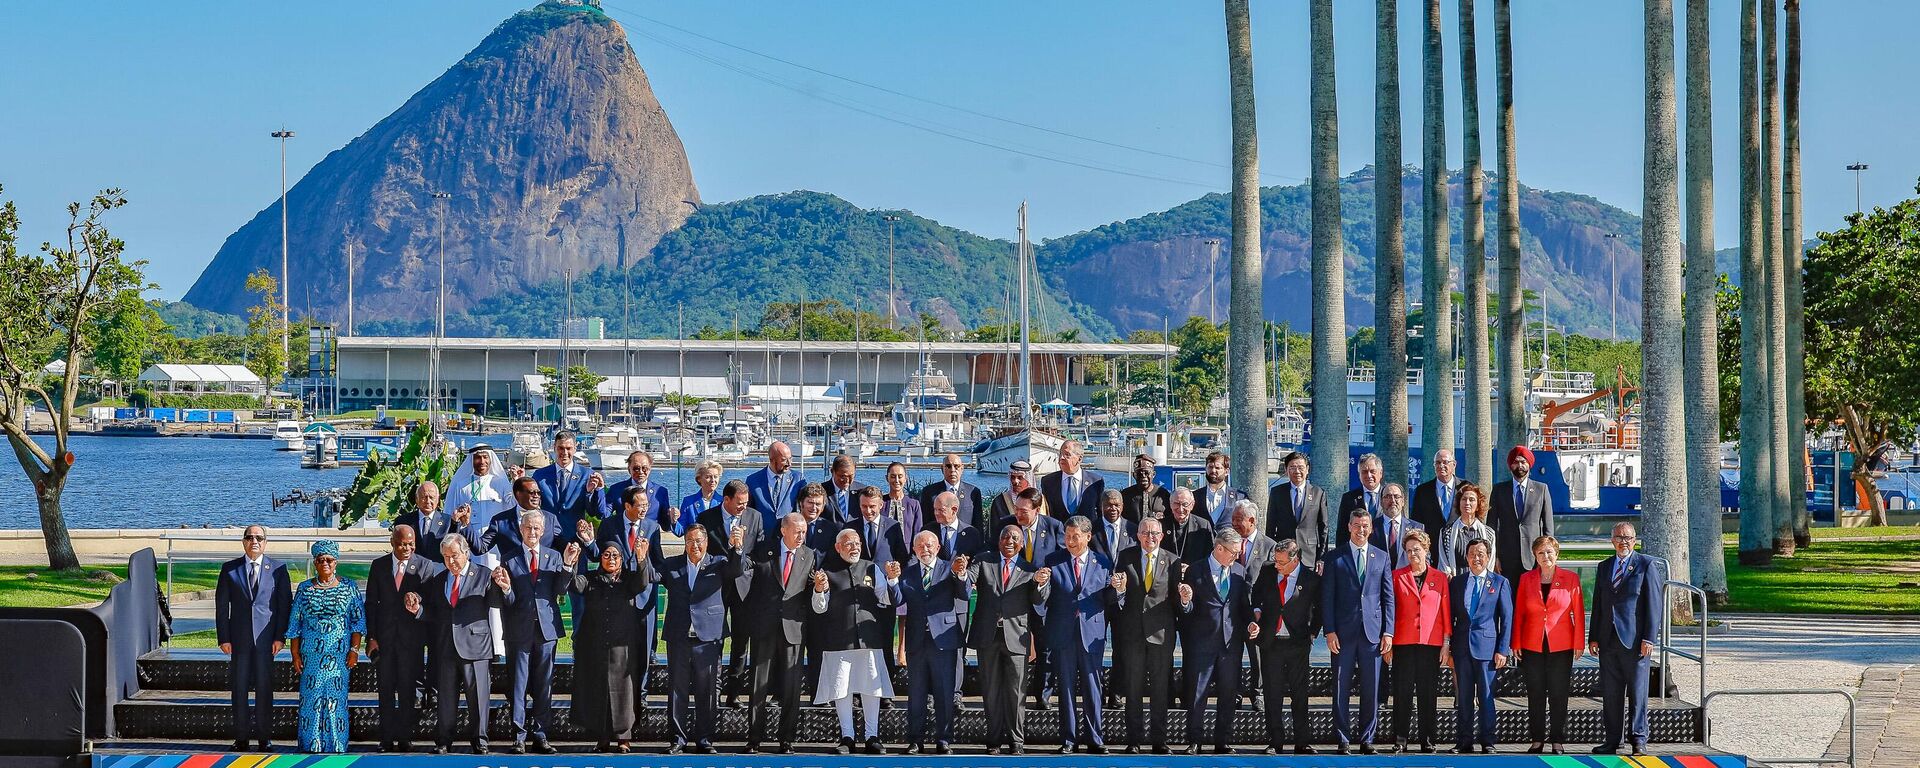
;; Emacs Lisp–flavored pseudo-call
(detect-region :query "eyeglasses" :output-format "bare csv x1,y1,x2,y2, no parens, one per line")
1612,535,1638,542
243,534,267,542
1383,493,1405,499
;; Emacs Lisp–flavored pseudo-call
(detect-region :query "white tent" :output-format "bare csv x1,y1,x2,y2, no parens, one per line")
134,363,265,394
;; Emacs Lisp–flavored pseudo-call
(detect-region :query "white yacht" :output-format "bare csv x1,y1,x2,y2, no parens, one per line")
271,420,305,451
891,355,973,443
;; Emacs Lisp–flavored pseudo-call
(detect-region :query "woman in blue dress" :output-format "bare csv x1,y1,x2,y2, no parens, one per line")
287,539,366,753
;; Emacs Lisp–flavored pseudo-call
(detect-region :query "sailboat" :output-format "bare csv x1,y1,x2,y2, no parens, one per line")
973,202,1064,475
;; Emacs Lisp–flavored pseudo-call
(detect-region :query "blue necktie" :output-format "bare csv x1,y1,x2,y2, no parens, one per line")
1441,484,1453,522
1468,575,1481,615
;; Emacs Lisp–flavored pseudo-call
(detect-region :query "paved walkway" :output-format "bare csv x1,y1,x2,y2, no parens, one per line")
1827,663,1919,768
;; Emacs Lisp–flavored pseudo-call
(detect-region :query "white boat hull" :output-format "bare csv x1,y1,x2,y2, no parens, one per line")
275,437,305,452
974,430,1064,475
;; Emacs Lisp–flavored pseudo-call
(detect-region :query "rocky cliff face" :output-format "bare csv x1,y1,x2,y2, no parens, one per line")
182,2,699,321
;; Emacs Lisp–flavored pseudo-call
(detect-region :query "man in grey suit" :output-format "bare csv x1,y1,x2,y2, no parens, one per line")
959,526,1051,754
412,533,510,754
1489,446,1555,587
500,511,580,754
1265,451,1329,569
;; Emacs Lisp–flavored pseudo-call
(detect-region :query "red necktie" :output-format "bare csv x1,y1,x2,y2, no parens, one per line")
450,571,461,607
530,552,539,577
781,551,793,586
1073,557,1083,586
628,524,639,558
1001,563,1011,590
1277,573,1290,632
1278,573,1290,606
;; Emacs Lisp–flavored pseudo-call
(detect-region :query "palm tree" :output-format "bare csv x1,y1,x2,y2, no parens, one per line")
1421,0,1454,473
1762,0,1792,555
1495,0,1526,451
1783,0,1809,547
1376,0,1410,486
1736,0,1774,566
1640,0,1691,588
1223,0,1269,506
1310,0,1349,496
1459,0,1492,484
1684,0,1729,603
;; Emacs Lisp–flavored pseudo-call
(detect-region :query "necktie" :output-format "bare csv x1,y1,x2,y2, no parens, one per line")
1611,558,1627,590
1000,563,1010,591
450,570,461,607
1293,486,1303,521
1025,528,1035,561
248,562,259,594
1072,556,1083,589
628,523,640,559
1441,484,1453,522
1390,519,1400,566
867,523,878,559
781,551,793,586
394,560,405,591
923,562,935,589
1068,476,1080,510
1515,484,1525,516
1278,572,1290,606
530,551,539,577
1216,567,1229,599
1367,491,1378,515
1469,575,1481,615
1356,546,1367,584
1109,526,1119,554
774,474,788,510
944,526,955,556
1144,552,1155,591
1241,540,1250,565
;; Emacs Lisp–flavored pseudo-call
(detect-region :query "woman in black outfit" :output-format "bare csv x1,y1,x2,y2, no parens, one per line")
572,544,651,753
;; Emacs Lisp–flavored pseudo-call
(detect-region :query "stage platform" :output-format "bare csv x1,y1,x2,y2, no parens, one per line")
116,649,1706,747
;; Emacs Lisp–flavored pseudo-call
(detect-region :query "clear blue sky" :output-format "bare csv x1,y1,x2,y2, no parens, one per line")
0,1,1911,300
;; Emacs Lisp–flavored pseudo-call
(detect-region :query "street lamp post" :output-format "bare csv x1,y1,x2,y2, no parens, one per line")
1604,232,1620,341
1847,163,1869,214
883,214,901,329
1204,238,1222,325
270,129,295,372
430,191,451,428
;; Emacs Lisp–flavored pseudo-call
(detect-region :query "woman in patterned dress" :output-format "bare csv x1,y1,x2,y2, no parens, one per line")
287,539,366,753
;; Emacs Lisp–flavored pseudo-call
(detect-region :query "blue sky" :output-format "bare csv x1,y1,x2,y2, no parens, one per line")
0,1,1911,300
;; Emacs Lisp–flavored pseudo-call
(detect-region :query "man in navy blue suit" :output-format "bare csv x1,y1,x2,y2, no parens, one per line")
1041,440,1105,522
845,486,909,566
1447,538,1511,754
393,482,455,564
476,478,562,558
1372,483,1425,571
1589,522,1663,756
1039,516,1120,753
701,479,765,707
1177,528,1254,754
215,525,291,752
821,455,868,524
929,491,986,561
531,433,601,528
1090,490,1136,563
898,530,970,754
604,451,673,530
499,510,580,754
746,440,806,530
1322,508,1396,754
636,526,741,754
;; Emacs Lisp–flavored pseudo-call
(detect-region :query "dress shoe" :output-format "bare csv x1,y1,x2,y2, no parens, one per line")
1059,744,1075,755
1336,744,1351,755
1527,743,1545,754
533,739,557,754
1481,744,1497,754
697,743,716,754
1250,697,1265,713
904,743,921,755
1420,742,1436,753
1551,744,1565,754
472,743,490,755
596,741,613,753
231,741,248,753
778,742,795,754
1593,745,1619,755
429,745,448,755
836,737,854,755
257,742,274,752
866,738,886,755
1181,745,1199,755
508,741,526,755
1294,745,1318,755
1450,745,1473,754
1125,744,1143,754
1090,744,1109,754
617,742,632,754
1394,739,1409,753
1152,744,1172,755
379,742,395,753
667,743,684,755
936,743,953,755
1359,743,1378,755
1631,742,1647,756
1211,744,1232,754
986,747,1002,755
1009,744,1025,755
743,743,760,754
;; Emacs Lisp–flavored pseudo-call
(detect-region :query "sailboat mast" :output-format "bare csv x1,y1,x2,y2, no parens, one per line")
559,268,572,429
1018,202,1033,425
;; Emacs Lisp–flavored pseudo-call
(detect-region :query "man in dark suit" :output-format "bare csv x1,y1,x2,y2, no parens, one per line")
1250,538,1322,755
214,525,291,752
700,479,765,707
635,526,737,754
733,513,819,754
1112,518,1178,753
583,485,665,710
918,453,983,536
998,486,1064,566
845,486,909,566
929,491,986,561
746,440,806,530
1041,440,1104,521
822,454,868,524
1120,454,1171,525
394,482,455,564
898,530,970,755
1038,516,1119,753
959,526,1050,754
604,450,673,530
412,533,510,754
476,478,562,559
1193,450,1248,528
368,524,442,752
1322,508,1396,754
797,484,841,554
1091,490,1136,563
984,460,1035,529
1177,529,1254,754
1491,446,1555,585
531,432,601,529
1411,449,1464,533
1164,488,1215,565
1372,483,1426,571
499,511,579,754
1448,538,1511,754
1338,452,1389,520
1225,501,1278,709
1589,523,1663,756
1266,451,1330,568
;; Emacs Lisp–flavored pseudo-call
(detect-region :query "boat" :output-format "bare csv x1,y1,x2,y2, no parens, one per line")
302,427,403,468
891,354,973,443
561,398,594,433
973,201,1059,475
99,419,164,437
587,424,640,469
505,430,549,469
271,420,304,451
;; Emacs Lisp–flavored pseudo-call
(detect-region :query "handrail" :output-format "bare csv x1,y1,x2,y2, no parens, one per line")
1659,578,1709,706
1704,688,1855,766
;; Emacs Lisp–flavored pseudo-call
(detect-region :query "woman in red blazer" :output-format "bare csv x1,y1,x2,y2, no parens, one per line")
1388,529,1451,753
1512,535,1585,754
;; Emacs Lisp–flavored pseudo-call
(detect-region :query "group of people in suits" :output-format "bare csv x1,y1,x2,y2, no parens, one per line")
216,435,1663,757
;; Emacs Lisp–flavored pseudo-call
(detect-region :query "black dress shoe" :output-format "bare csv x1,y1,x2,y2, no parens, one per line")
836,738,853,755
472,744,490,755
937,743,953,755
1450,745,1473,754
379,742,395,753
1090,744,1108,755
744,743,760,754
1181,745,1199,755
666,743,683,755
1359,743,1378,755
1551,744,1566,754
1593,745,1619,755
1394,739,1408,753
986,747,1002,755
1527,743,1545,754
1152,744,1171,754
904,743,921,755
257,742,274,753
1481,743,1497,754
1010,744,1025,755
1420,742,1436,753
430,745,448,755
533,739,557,754
508,741,526,755
1631,742,1647,756
1251,697,1265,713
596,741,613,753
866,738,886,755
698,743,717,754
778,742,795,754
1125,744,1143,754
1294,745,1318,755
231,741,248,753
1059,744,1075,755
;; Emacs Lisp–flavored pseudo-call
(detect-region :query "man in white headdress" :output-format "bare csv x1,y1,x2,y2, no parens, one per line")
444,446,517,658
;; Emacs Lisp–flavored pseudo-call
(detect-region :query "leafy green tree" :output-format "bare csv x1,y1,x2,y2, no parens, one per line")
537,364,608,405
0,186,147,570
243,269,287,385
88,292,166,384
1801,182,1920,526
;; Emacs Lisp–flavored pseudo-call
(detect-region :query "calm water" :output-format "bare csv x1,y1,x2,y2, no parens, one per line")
2,435,1127,530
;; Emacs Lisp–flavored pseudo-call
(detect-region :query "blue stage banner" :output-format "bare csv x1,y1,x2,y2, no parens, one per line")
91,753,1749,768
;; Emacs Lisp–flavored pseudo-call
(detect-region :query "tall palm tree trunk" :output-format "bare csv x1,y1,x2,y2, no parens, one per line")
1684,0,1729,603
1494,0,1526,452
1783,0,1809,546
1736,0,1774,566
1459,0,1493,484
1224,0,1270,509
1376,0,1410,486
1641,0,1691,588
1309,0,1349,497
1421,0,1454,474
1761,0,1793,555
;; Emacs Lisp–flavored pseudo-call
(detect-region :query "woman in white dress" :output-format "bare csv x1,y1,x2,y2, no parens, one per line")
1437,482,1495,577
446,446,517,656
811,529,903,754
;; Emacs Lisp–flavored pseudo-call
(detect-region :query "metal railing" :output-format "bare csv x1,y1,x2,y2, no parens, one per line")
1704,688,1856,766
1659,579,1709,706
159,531,386,600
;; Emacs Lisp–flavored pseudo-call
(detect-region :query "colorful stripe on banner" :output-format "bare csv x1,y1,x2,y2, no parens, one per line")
95,754,1749,768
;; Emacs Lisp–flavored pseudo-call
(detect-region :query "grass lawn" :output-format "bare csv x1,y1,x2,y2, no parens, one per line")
0,562,225,608
1806,525,1920,539
1721,540,1920,614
